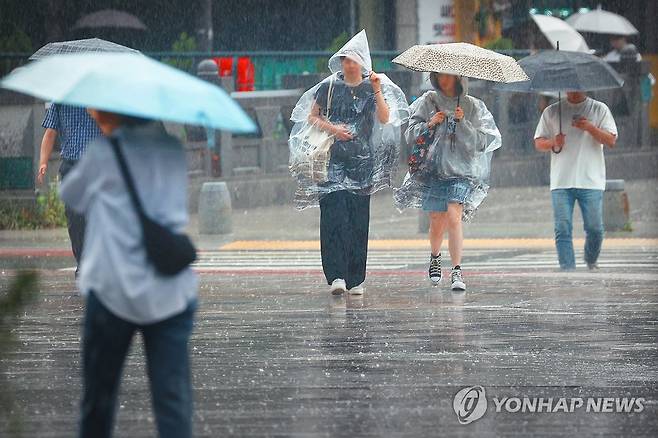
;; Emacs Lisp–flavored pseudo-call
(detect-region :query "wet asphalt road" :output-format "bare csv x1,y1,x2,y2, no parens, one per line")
1,246,657,437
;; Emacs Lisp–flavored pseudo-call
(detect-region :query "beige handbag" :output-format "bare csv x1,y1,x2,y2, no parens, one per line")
298,77,335,183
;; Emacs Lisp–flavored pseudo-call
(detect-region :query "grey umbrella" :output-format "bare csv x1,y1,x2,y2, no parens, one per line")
29,38,140,60
73,9,147,30
496,49,623,93
496,45,623,153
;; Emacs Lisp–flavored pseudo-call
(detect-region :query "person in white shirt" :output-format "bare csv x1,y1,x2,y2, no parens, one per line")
603,36,642,62
60,110,197,438
534,92,618,271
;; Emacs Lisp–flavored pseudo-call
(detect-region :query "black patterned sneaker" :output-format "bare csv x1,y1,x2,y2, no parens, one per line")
429,253,442,285
450,266,466,291
587,263,600,271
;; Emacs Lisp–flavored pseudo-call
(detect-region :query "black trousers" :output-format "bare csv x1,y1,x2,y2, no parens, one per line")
319,190,370,289
59,159,86,271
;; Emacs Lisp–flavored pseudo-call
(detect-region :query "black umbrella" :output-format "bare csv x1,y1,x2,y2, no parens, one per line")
496,45,624,153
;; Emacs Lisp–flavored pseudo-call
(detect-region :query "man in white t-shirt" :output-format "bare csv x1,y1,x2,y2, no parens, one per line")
534,92,618,271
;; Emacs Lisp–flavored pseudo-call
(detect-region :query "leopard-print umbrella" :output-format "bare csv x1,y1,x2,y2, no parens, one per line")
392,43,529,83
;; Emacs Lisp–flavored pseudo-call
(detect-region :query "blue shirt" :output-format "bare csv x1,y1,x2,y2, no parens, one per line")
59,122,197,324
42,104,103,161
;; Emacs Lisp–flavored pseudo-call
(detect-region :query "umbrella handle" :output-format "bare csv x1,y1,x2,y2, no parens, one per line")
554,89,562,154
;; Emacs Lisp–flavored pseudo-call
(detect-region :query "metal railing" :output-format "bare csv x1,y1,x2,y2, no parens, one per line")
0,49,531,91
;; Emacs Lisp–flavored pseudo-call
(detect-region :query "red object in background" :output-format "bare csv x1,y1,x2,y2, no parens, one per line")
213,57,255,91
211,153,221,177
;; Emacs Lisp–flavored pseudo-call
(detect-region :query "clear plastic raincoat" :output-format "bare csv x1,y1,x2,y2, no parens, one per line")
288,30,409,209
394,79,501,221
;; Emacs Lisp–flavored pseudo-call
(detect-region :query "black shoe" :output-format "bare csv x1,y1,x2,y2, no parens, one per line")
429,253,441,285
450,266,466,291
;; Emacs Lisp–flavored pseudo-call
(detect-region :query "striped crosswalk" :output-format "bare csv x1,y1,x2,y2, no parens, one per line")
193,246,658,273
54,239,658,274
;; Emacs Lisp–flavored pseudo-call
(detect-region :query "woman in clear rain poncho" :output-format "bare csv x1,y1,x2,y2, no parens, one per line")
288,30,409,296
394,73,501,291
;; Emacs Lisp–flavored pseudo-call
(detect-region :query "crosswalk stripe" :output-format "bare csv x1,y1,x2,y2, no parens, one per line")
219,238,658,251
59,247,658,273
192,248,658,272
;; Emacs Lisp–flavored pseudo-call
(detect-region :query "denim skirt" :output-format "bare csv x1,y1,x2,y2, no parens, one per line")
421,178,472,212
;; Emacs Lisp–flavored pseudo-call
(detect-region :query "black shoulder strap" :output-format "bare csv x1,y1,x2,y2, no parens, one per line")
109,137,146,220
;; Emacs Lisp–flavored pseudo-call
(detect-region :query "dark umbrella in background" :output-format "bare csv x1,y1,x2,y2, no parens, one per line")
496,45,624,153
71,9,147,49
29,38,140,60
72,9,148,31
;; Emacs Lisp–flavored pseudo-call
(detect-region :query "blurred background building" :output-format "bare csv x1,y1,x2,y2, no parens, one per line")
0,0,656,208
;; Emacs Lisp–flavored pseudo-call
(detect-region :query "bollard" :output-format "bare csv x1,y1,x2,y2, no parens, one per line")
197,58,234,92
603,179,630,231
197,59,220,84
198,182,233,234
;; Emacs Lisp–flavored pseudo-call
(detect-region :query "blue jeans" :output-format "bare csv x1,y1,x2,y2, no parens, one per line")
79,291,196,438
551,188,604,270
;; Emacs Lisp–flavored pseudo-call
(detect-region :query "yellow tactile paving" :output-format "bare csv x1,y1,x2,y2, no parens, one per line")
219,238,658,251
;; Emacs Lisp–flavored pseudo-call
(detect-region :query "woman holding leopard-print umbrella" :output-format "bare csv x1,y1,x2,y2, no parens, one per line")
393,43,527,291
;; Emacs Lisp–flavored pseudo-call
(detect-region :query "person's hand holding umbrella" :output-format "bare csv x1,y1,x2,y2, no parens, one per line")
454,106,464,121
554,132,566,151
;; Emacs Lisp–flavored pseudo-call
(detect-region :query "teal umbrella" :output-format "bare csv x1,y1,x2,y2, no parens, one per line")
0,52,257,134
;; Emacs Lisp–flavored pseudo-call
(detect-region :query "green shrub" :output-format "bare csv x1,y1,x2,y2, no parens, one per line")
163,32,197,72
0,184,67,230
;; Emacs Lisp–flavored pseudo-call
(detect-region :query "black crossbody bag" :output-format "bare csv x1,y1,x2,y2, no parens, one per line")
109,138,197,276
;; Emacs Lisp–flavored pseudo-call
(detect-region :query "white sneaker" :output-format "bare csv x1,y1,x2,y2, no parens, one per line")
450,268,466,291
330,279,347,295
348,283,365,295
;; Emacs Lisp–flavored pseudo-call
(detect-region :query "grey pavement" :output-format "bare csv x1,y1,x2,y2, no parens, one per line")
1,244,658,437
1,179,657,437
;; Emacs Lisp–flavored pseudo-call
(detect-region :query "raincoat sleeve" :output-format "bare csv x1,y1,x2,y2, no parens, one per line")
404,92,435,145
458,98,501,154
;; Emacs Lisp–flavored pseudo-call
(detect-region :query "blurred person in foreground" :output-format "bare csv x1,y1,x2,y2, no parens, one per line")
60,109,197,438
